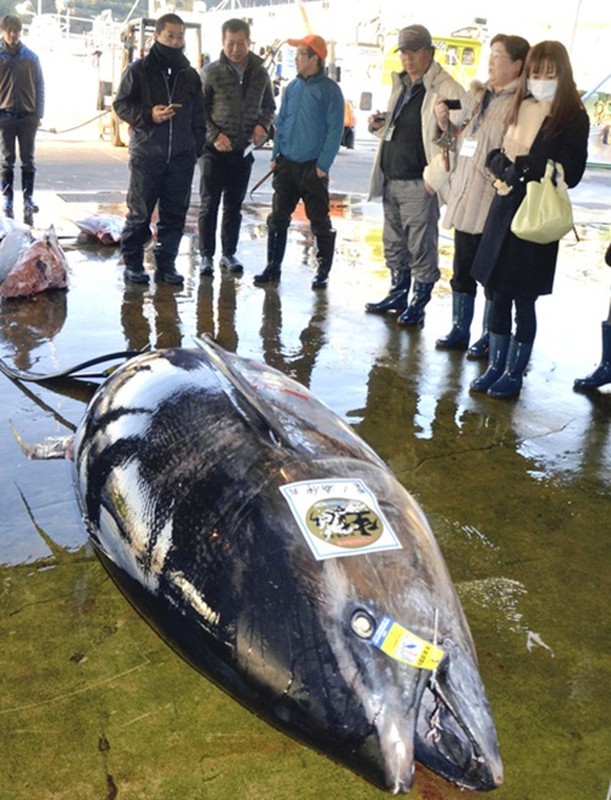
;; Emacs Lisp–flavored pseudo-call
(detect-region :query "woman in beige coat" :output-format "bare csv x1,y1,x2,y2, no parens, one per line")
425,34,530,355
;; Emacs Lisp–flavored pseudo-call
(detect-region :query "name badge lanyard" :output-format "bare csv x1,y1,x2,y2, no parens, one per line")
459,88,493,158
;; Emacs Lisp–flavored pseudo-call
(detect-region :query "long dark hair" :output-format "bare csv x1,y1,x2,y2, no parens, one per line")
509,40,584,139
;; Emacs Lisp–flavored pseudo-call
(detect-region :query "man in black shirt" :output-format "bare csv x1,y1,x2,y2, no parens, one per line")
366,25,463,326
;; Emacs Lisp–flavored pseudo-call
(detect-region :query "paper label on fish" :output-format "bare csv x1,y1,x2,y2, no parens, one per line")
372,615,445,670
280,478,402,560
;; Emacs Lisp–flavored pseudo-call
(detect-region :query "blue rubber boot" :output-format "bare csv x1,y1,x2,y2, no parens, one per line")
470,333,510,393
365,269,411,314
487,338,533,398
396,281,434,328
436,292,475,350
574,321,611,390
467,298,491,360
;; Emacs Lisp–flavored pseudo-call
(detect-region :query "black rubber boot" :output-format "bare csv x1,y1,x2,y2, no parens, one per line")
574,321,611,390
2,169,13,218
365,269,411,314
436,292,475,350
311,230,336,289
22,169,38,225
254,227,287,284
396,281,434,328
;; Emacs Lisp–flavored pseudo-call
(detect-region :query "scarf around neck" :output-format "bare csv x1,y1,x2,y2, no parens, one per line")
150,41,187,71
502,97,552,162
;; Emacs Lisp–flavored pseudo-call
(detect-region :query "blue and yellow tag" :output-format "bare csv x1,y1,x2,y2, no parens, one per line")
371,615,444,671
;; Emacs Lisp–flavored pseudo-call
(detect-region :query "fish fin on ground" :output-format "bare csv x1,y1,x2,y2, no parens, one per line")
11,422,74,460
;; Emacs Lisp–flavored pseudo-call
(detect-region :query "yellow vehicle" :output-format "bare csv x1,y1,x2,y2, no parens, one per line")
432,33,483,86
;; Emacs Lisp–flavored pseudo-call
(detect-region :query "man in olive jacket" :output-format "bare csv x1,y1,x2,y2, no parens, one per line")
114,13,205,285
198,18,275,276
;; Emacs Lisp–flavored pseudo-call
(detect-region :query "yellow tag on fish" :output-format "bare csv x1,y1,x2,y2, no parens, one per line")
371,615,444,671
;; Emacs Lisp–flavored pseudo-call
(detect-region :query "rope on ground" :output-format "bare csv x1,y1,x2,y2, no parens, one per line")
40,111,110,135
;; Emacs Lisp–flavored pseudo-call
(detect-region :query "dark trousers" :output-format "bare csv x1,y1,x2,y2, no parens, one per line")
266,158,332,237
452,230,482,295
0,115,38,178
489,290,538,343
121,154,195,270
198,148,253,258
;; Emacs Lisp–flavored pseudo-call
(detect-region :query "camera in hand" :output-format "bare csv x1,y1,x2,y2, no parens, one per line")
443,99,462,110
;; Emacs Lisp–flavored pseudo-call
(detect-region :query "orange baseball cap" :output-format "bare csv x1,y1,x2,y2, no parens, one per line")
287,34,327,61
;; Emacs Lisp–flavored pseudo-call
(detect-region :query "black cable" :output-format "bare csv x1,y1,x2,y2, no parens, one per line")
0,351,141,383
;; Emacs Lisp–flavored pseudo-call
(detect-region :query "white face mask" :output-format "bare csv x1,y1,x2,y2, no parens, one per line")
527,78,558,103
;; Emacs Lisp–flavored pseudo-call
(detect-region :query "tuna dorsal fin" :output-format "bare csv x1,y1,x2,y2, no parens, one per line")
194,335,295,450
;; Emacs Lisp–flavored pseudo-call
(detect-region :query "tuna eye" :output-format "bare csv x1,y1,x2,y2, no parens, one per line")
350,610,376,639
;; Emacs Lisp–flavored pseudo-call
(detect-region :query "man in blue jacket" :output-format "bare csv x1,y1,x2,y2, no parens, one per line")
114,13,205,285
254,34,344,289
0,14,44,225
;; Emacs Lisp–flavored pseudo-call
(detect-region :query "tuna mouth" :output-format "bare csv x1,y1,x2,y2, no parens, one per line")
415,676,503,791
347,607,502,792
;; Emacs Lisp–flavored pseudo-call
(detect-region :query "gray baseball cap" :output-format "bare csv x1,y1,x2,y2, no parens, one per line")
396,25,433,52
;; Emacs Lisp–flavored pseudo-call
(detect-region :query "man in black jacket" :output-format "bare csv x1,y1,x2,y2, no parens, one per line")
198,18,275,276
0,14,45,225
114,13,205,285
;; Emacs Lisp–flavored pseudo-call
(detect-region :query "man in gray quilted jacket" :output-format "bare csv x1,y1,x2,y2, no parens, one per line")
198,18,275,276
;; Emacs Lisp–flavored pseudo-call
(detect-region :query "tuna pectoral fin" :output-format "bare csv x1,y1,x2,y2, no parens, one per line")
372,670,428,794
11,423,74,460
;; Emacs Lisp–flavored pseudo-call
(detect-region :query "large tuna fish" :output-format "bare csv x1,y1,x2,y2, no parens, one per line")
72,339,502,793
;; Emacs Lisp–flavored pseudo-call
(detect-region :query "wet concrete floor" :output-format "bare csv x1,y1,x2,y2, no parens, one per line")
0,127,609,800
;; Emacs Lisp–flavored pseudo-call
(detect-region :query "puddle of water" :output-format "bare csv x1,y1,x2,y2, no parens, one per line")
0,199,609,799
